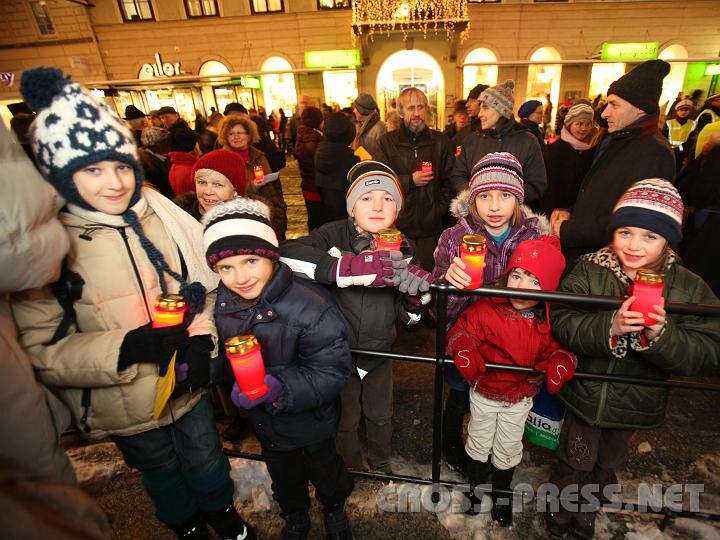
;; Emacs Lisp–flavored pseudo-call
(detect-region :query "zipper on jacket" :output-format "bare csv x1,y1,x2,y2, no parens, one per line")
118,227,153,321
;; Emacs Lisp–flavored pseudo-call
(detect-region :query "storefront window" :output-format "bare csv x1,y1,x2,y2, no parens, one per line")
323,70,358,109
659,45,689,114
588,62,625,100
261,57,297,115
113,90,149,117
527,47,561,128
463,48,498,99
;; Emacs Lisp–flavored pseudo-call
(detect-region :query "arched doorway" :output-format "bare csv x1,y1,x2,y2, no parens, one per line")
376,50,445,129
659,44,689,114
261,56,298,115
589,62,626,101
463,48,498,99
527,47,562,130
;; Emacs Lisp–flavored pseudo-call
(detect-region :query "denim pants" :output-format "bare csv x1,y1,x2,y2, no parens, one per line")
111,395,234,526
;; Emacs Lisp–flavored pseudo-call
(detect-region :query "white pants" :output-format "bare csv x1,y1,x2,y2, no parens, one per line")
465,392,533,470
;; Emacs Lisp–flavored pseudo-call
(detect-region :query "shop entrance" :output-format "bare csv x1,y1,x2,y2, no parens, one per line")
527,47,562,130
376,50,445,129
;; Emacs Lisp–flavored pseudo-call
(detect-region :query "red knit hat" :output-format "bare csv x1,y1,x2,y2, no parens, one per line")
506,235,565,292
191,149,247,195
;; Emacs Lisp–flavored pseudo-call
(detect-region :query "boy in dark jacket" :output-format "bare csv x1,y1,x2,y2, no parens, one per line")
202,198,354,540
280,161,432,474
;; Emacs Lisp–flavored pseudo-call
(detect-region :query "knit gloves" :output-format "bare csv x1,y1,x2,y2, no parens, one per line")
536,351,577,394
333,250,406,288
231,375,283,409
448,334,486,383
118,322,190,374
172,335,213,398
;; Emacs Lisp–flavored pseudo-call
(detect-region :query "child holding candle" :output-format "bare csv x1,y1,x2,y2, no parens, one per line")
447,235,577,526
432,152,551,475
202,197,354,539
546,179,720,539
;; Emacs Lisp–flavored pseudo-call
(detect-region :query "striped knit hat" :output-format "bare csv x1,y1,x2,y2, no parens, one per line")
609,179,684,244
469,152,525,203
479,80,515,119
202,197,279,268
564,103,594,127
346,160,403,215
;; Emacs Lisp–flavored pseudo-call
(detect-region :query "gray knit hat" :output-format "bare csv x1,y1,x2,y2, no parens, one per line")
353,93,378,116
564,103,594,128
346,160,403,215
479,80,515,119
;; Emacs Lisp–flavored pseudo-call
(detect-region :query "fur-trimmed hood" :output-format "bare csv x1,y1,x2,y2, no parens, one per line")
449,189,552,235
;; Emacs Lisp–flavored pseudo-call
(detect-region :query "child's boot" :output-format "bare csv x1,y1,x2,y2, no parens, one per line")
205,503,257,540
546,508,572,538
464,457,491,515
323,506,352,540
442,389,469,474
490,466,515,527
282,511,310,540
169,513,211,539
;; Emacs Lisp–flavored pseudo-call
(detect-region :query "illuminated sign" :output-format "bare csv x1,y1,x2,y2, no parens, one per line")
601,42,659,61
141,53,181,78
229,77,261,89
705,64,720,76
304,49,361,69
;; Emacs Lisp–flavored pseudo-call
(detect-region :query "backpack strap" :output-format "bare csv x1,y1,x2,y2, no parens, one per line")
47,257,84,345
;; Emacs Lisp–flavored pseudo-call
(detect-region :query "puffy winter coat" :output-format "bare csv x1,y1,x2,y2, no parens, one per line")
295,124,323,194
552,248,720,429
168,151,198,196
214,263,351,451
375,125,454,239
12,193,216,439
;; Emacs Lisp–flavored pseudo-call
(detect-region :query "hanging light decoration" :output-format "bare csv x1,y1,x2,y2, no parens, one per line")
352,0,469,42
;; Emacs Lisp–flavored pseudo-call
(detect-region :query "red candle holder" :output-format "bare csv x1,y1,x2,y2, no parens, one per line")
460,234,487,290
253,165,265,185
225,335,269,400
421,161,433,173
375,229,402,252
630,271,665,326
153,294,186,328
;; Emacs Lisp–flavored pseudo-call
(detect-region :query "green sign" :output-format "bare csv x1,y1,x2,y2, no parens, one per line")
229,76,261,89
601,42,659,61
304,49,361,69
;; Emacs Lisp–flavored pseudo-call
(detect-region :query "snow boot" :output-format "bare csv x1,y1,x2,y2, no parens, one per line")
323,508,352,540
282,511,310,540
490,466,515,527
464,457,491,515
169,513,211,539
546,508,572,538
569,511,596,540
442,389,469,475
205,503,256,540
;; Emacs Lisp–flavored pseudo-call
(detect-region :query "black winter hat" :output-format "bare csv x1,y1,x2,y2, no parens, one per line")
324,112,355,145
169,126,198,152
606,60,670,114
467,84,489,101
124,104,147,120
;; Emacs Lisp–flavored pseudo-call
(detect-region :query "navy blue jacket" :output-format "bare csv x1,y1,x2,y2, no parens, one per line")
214,262,352,451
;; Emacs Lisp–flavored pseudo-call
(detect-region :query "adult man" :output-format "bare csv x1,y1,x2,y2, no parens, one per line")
443,99,469,141
351,92,387,159
662,98,696,169
452,83,488,147
123,104,147,147
551,59,676,265
223,102,248,117
375,87,453,270
156,105,188,129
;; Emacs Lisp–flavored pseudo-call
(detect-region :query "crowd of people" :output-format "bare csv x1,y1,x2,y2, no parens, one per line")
2,57,719,540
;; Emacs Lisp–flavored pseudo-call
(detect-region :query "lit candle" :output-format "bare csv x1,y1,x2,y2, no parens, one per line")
630,271,665,326
460,234,487,290
421,161,433,173
225,335,269,400
153,294,186,328
253,165,265,185
375,228,402,252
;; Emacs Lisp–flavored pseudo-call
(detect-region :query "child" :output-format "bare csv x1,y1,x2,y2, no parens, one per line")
203,198,354,539
13,67,254,540
547,179,720,539
447,235,577,526
281,160,431,474
433,152,551,474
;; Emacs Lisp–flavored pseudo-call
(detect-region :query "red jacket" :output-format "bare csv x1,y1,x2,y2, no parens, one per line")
168,152,198,195
447,297,575,403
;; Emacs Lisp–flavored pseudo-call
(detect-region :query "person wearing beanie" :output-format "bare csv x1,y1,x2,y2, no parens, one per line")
351,92,387,159
156,105,188,130
124,104,148,147
295,106,326,232
452,83,490,147
432,151,552,475
443,99,469,141
375,86,454,271
551,60,676,265
547,177,720,539
281,160,431,476
517,99,545,148
167,126,199,196
447,235,576,525
538,101,597,216
315,111,360,223
662,98,697,170
138,125,174,198
14,67,256,540
218,114,288,240
451,80,547,211
222,102,248,117
203,197,354,539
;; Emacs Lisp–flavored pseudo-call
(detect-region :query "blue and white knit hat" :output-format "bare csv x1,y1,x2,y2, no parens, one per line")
19,67,143,210
469,152,525,203
202,198,280,268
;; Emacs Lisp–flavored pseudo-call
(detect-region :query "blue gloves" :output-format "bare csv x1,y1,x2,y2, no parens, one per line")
231,374,283,410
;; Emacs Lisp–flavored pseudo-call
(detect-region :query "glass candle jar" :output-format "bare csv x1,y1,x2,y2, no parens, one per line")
460,234,487,290
253,165,265,185
630,271,665,326
375,229,402,252
225,335,269,399
421,161,433,173
153,294,186,328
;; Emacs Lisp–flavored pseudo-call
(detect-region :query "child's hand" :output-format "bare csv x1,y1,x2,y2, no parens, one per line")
611,296,646,336
445,257,478,289
644,297,667,341
231,375,282,409
449,334,486,381
536,351,576,395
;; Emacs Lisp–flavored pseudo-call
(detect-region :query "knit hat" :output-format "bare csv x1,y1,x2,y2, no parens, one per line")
19,66,143,210
141,126,170,149
506,235,566,292
223,102,247,115
467,84,489,101
191,149,247,195
469,152,525,203
169,126,198,152
346,160,403,215
609,178,684,244
124,104,147,120
353,93,378,116
156,105,178,116
518,100,543,119
324,111,356,145
606,60,671,115
300,106,323,129
674,99,694,112
202,197,279,268
479,80,515,119
564,103,594,127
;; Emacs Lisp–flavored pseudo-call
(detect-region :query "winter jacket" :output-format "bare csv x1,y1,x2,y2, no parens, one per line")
520,118,545,149
295,124,323,194
375,125,454,239
239,146,288,241
168,151,198,196
11,192,216,439
538,137,595,215
354,112,386,159
559,116,675,264
280,218,423,372
214,263,351,451
138,148,173,199
451,117,547,203
432,189,551,328
551,248,720,429
448,297,576,403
